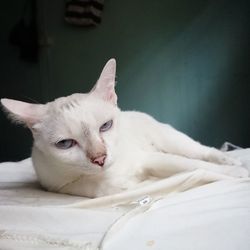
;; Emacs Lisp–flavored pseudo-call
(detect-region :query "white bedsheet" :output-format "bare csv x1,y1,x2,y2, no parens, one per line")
0,149,250,249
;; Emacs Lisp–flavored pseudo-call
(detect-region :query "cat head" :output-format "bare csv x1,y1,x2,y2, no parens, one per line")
1,59,121,174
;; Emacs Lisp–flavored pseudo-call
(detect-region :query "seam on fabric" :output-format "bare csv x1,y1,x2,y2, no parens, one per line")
0,230,96,249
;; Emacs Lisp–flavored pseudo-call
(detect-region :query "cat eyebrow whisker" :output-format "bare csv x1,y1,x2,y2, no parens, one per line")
81,122,90,137
60,100,80,111
22,96,41,104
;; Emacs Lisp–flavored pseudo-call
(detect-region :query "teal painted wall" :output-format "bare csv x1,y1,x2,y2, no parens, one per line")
0,0,41,161
1,0,250,161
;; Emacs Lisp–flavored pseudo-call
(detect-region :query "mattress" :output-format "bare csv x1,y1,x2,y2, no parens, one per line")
0,149,250,250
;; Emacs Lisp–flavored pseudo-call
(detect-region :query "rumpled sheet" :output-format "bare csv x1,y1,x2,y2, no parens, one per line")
0,149,250,249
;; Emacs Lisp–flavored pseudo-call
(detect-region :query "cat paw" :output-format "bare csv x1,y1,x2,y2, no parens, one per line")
225,166,249,178
237,167,249,177
219,155,242,166
207,149,242,166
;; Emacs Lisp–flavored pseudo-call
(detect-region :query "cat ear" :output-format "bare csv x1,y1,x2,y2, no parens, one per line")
91,58,117,105
1,98,45,128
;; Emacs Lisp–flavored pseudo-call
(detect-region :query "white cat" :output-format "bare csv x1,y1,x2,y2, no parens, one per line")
1,59,247,198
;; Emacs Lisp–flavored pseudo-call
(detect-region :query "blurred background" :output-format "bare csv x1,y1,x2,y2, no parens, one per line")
0,0,249,161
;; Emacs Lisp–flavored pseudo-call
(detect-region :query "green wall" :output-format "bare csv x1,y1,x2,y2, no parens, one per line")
1,0,250,161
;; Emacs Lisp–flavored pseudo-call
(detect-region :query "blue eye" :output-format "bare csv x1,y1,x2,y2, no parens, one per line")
100,120,113,132
55,139,77,149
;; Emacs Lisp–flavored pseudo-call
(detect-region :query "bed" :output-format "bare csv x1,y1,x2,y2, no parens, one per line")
0,148,250,250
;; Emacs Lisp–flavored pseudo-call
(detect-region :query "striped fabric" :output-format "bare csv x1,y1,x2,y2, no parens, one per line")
65,0,104,26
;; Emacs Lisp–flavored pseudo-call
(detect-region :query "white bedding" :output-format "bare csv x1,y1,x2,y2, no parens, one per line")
0,149,250,249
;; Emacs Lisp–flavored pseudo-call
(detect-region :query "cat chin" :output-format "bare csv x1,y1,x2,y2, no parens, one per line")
80,168,104,175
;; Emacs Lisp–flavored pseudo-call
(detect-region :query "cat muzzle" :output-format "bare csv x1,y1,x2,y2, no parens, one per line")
90,154,106,167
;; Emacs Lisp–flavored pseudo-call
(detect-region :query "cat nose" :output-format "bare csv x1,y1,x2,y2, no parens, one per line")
90,154,106,167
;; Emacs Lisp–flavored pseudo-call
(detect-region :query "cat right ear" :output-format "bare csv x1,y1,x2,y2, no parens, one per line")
1,98,45,129
91,58,117,105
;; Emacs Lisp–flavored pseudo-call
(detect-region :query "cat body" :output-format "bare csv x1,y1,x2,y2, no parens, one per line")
1,59,247,198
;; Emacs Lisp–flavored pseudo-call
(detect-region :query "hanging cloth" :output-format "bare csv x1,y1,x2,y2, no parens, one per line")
65,0,104,27
9,0,39,63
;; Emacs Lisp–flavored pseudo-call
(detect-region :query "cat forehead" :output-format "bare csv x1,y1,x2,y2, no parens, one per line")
47,93,116,122
52,93,87,109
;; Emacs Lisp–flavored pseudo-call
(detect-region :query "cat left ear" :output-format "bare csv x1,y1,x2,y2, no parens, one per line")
1,98,45,129
91,58,117,105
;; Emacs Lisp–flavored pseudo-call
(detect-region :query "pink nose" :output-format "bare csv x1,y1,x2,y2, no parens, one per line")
91,155,106,167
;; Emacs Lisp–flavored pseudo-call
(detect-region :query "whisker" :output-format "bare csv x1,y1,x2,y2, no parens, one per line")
22,96,41,104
